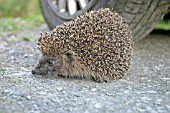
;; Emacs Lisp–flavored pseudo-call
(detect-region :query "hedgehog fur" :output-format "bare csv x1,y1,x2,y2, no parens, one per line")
32,8,133,82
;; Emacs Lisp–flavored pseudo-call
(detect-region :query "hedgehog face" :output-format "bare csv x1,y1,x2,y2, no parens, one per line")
32,55,62,76
32,52,76,76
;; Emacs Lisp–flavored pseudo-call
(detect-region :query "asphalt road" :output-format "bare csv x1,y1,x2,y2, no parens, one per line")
0,32,170,113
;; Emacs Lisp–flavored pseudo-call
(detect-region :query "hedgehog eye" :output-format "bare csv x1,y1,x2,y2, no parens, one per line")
64,51,74,62
47,60,54,65
65,52,72,57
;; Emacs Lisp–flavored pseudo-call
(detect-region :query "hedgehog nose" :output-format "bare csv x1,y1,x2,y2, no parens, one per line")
32,70,36,75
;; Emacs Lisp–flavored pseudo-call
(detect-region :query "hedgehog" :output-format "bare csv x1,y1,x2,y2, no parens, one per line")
32,8,133,82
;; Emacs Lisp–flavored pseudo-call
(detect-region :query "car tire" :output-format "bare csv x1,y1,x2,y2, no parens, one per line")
39,0,170,41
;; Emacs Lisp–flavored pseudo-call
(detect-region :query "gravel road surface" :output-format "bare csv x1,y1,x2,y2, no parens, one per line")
0,27,170,113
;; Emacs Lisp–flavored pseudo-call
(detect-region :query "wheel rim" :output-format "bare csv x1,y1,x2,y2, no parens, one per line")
47,0,97,20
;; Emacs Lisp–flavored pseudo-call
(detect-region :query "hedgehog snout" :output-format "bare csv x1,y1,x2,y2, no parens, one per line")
32,70,36,75
32,58,59,76
31,69,41,75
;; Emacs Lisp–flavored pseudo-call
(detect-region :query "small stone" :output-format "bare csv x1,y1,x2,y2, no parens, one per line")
74,94,81,97
91,88,97,92
124,90,129,94
86,86,89,88
57,87,63,91
3,90,13,95
94,103,102,108
8,35,17,42
62,91,66,94
36,86,44,89
17,101,22,104
38,91,46,95
161,78,170,80
127,86,132,90
26,95,31,100
147,90,157,94
33,104,39,110
29,54,33,57
24,54,29,58
166,91,170,94
141,96,151,101
9,49,15,53
106,92,112,96
3,90,10,93
21,67,29,71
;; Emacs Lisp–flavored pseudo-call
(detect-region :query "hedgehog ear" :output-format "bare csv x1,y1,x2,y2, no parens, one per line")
64,51,74,63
